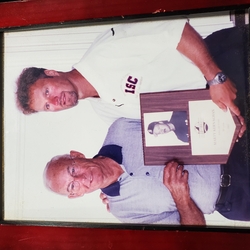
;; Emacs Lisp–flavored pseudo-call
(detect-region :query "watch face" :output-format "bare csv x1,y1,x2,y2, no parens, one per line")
218,73,227,83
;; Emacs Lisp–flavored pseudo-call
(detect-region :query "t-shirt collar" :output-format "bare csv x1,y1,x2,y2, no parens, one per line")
93,144,123,197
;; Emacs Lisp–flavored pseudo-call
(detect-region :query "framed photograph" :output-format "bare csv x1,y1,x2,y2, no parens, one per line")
140,89,241,165
2,7,250,231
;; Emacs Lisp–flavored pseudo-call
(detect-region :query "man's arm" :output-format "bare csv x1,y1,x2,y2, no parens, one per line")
177,23,245,138
163,161,205,226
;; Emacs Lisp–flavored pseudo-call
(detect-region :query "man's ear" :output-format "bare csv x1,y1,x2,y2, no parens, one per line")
70,150,85,159
44,69,60,77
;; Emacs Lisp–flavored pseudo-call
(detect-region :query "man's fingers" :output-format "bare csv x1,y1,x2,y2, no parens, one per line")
106,204,110,213
164,162,188,181
164,161,175,181
182,170,189,181
237,115,246,138
99,192,105,199
210,80,241,117
217,102,245,138
228,103,241,117
176,164,184,177
164,161,179,186
177,165,189,181
217,101,240,117
238,115,245,126
165,161,178,171
100,193,110,212
99,192,109,204
215,101,227,112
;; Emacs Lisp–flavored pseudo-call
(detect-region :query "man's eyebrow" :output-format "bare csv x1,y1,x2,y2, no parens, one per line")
67,166,71,175
43,86,51,111
66,166,72,193
66,182,71,193
42,86,47,97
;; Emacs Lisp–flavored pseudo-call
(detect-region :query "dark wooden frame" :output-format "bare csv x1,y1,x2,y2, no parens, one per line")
2,10,247,227
1,1,250,249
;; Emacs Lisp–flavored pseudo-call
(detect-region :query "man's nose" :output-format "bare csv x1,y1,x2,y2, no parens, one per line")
49,96,59,106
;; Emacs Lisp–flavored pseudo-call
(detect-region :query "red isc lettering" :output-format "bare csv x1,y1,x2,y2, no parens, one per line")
125,76,138,94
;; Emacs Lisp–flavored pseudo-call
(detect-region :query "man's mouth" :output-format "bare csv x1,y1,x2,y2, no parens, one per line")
61,92,66,106
60,92,78,107
90,174,93,185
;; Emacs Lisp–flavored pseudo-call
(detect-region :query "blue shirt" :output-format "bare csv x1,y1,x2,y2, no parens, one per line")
100,118,221,225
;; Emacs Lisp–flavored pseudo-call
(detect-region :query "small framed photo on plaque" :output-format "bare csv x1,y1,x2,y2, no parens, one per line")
140,89,241,165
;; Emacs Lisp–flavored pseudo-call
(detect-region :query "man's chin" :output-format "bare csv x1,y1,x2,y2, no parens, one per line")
71,92,79,107
73,99,79,107
54,103,78,112
64,102,78,110
66,95,79,109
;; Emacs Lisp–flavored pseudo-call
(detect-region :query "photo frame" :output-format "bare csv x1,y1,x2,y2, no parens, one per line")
1,7,250,231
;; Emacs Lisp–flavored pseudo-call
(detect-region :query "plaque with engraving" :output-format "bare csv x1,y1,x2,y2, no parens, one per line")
140,89,242,165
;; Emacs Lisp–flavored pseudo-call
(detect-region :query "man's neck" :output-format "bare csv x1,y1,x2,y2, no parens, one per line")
66,69,99,99
96,156,124,188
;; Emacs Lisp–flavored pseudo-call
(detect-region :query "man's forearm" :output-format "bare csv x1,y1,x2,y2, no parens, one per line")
174,196,206,226
177,22,220,81
177,22,246,133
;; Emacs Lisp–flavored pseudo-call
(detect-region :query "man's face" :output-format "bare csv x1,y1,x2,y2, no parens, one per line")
46,153,110,198
29,74,78,112
153,122,172,136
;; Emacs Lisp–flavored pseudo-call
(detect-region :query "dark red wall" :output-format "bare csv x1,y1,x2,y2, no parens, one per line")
1,0,250,249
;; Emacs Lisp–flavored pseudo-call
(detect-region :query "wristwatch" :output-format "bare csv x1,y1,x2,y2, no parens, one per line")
206,72,227,86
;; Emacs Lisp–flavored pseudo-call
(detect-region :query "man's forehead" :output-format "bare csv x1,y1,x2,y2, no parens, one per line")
50,154,71,167
46,158,72,196
30,78,46,91
29,79,46,111
46,155,71,183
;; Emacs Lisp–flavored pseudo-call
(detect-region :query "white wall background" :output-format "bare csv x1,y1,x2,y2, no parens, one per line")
4,11,250,227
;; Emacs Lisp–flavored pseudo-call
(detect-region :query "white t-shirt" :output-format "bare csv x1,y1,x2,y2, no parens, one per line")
74,19,206,124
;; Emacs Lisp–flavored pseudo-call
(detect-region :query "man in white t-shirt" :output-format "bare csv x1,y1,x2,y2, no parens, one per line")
16,20,246,136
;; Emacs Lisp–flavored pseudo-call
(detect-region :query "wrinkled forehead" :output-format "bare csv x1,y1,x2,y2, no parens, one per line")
47,154,71,171
45,154,72,194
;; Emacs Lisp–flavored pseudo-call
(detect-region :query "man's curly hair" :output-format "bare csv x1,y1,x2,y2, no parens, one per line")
16,67,51,114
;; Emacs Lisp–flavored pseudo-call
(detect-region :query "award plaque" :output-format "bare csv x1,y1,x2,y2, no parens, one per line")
140,89,242,165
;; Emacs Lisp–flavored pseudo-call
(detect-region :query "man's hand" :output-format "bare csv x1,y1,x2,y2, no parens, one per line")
210,82,246,138
210,80,237,113
237,115,246,138
99,192,110,212
163,161,205,225
163,161,190,204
